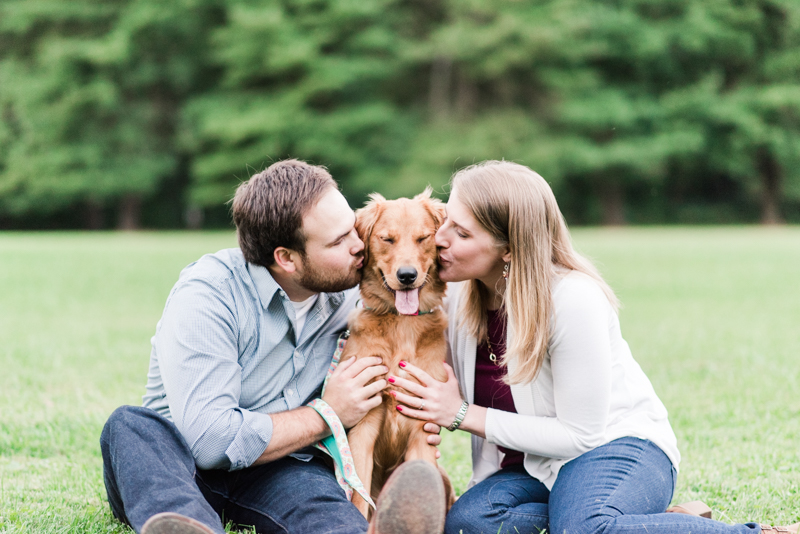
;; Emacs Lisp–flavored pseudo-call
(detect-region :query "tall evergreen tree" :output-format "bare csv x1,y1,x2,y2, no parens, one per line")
667,0,800,223
391,0,713,223
0,0,219,228
1,0,799,226
183,0,416,206
391,0,570,199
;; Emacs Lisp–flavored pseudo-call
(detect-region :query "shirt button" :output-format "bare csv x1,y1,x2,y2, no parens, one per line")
287,390,294,396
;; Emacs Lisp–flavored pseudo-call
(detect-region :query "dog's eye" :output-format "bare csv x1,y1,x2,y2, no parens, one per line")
417,235,430,243
381,237,395,244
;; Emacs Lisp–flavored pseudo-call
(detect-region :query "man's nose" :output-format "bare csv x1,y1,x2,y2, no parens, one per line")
352,233,365,254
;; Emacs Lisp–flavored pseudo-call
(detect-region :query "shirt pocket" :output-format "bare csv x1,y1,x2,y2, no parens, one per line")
311,332,343,373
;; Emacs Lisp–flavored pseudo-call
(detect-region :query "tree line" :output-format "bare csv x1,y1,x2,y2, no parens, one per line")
1,0,799,229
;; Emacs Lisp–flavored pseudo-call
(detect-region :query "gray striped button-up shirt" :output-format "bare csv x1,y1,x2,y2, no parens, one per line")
142,248,358,471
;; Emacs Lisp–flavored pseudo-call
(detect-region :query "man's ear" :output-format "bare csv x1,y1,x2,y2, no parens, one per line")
355,193,385,266
273,246,301,274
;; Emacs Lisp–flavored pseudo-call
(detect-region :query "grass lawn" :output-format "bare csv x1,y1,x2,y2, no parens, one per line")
1,227,799,532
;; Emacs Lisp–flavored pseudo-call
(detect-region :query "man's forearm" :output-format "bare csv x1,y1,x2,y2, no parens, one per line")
251,406,331,465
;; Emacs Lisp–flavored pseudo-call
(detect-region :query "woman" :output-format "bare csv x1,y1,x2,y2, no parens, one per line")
388,161,796,534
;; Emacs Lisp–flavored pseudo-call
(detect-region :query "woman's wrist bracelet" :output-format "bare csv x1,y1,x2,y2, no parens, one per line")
447,400,469,432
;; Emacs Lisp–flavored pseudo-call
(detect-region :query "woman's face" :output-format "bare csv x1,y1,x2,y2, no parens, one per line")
435,189,509,286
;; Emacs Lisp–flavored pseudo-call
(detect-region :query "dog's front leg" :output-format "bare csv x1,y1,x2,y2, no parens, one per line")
404,423,457,511
348,406,385,519
403,421,438,465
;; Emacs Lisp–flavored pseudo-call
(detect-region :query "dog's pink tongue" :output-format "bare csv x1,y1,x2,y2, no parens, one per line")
395,288,420,315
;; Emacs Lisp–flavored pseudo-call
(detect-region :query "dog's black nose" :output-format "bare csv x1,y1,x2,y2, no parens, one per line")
396,267,418,286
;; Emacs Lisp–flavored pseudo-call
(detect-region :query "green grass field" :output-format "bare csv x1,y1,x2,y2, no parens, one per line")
1,228,800,533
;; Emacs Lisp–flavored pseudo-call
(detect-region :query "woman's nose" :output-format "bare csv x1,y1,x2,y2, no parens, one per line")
434,227,448,248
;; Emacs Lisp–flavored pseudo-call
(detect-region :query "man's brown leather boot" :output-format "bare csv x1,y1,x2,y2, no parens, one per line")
141,512,217,534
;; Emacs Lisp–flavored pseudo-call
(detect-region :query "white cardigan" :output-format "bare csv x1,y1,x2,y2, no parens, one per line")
446,272,680,490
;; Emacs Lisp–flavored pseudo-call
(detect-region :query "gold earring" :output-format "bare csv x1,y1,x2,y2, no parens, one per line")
503,263,509,280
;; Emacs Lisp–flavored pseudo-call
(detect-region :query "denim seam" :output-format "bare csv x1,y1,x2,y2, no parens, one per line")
223,497,289,534
196,472,229,501
194,475,254,532
498,509,550,520
596,440,648,533
196,476,289,534
484,474,549,519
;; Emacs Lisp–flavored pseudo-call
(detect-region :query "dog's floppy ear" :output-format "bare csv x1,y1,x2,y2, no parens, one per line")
413,186,434,201
355,193,386,265
415,186,446,229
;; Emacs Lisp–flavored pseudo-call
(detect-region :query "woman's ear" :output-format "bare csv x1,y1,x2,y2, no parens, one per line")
501,247,512,264
355,193,385,265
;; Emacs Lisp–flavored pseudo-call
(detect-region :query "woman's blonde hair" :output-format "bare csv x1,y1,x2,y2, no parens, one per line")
452,160,619,385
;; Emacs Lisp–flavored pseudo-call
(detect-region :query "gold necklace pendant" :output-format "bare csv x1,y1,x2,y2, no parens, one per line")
486,337,499,365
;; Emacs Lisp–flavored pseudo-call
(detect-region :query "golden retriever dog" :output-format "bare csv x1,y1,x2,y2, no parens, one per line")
340,188,455,519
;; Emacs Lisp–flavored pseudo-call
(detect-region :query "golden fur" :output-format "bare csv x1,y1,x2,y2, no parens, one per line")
340,189,455,519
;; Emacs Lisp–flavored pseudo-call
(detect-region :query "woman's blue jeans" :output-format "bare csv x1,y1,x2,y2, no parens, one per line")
445,437,762,534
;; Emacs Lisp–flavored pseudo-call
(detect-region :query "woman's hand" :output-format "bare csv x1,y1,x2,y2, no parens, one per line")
389,360,464,429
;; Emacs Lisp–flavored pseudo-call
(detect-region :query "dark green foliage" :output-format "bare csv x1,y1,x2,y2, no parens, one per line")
664,0,800,223
182,0,415,206
0,0,220,228
1,0,799,228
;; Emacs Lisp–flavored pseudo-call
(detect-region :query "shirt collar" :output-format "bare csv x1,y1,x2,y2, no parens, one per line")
247,261,347,311
248,262,286,308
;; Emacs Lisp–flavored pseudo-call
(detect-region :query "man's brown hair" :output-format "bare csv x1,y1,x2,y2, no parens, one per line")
232,159,337,267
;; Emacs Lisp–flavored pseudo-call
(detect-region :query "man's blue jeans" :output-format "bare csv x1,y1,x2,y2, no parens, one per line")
445,437,763,534
100,406,369,534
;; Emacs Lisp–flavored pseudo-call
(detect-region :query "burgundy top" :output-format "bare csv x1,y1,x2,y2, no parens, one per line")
473,308,525,469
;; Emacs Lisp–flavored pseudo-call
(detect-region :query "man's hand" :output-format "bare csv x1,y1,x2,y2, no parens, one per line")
424,422,443,459
322,356,388,428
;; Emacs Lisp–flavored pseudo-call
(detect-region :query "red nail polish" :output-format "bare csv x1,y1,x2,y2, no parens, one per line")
388,377,395,383
397,406,403,411
399,361,406,368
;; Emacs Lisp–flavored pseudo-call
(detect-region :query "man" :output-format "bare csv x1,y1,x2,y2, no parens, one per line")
100,160,445,534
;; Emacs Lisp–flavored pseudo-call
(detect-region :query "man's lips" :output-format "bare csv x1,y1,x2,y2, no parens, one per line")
355,257,364,269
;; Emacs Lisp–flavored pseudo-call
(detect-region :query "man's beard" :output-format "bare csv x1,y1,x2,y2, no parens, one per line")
297,253,362,294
